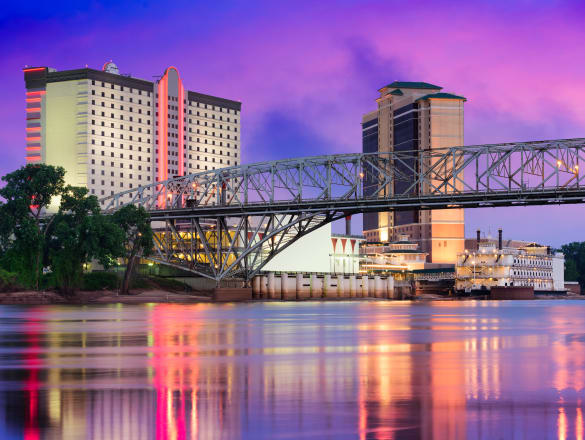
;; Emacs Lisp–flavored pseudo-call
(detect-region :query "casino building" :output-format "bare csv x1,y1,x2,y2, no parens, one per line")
362,81,465,264
23,62,241,204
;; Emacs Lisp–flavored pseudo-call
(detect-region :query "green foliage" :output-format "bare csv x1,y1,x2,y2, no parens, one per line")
0,164,66,289
0,269,20,292
81,272,120,291
0,164,154,296
149,276,192,292
112,205,154,294
560,242,585,293
47,186,125,296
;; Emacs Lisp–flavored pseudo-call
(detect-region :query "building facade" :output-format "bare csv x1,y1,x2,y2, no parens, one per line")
362,81,465,264
455,240,565,292
262,225,363,274
23,62,241,205
360,234,427,273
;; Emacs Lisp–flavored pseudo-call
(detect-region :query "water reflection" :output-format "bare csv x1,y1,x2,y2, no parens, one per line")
0,301,584,439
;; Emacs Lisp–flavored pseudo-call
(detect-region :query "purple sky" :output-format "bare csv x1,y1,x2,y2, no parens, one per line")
2,0,585,246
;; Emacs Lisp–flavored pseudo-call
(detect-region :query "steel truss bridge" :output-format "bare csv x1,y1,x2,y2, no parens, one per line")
101,138,585,282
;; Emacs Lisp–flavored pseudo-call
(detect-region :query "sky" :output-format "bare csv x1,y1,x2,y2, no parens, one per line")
1,0,585,246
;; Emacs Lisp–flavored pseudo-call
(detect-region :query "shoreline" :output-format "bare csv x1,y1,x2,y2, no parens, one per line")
0,289,213,305
0,290,582,305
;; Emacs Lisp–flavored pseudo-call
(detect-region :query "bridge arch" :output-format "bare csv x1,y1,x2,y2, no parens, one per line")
101,138,585,281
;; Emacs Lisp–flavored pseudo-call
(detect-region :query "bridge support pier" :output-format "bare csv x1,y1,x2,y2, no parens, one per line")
267,272,276,299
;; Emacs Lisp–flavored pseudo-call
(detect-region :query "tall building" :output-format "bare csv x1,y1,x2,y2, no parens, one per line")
362,81,465,264
23,62,241,204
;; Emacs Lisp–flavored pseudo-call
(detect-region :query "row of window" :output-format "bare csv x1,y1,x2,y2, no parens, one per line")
91,89,150,106
92,100,150,115
91,153,150,162
90,80,239,115
513,258,551,267
91,130,148,142
91,80,150,96
511,270,551,278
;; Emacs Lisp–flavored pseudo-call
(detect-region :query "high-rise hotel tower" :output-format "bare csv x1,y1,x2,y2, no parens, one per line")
362,81,465,264
23,62,241,203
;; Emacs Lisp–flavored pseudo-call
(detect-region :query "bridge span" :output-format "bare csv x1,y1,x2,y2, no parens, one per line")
101,138,585,282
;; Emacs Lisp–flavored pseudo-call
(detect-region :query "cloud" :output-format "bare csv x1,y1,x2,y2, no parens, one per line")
1,0,584,243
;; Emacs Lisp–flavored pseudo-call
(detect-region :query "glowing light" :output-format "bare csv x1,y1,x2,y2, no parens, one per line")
26,156,41,162
178,72,185,177
26,137,41,142
23,67,45,72
26,107,41,112
26,91,46,96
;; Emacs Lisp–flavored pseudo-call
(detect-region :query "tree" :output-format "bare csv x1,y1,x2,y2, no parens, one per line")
47,186,125,296
112,205,154,294
560,241,585,293
0,164,65,289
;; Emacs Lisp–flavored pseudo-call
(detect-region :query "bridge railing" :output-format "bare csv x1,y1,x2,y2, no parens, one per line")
100,138,585,214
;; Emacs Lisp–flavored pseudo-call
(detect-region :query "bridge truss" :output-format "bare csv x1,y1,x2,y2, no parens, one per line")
101,138,585,282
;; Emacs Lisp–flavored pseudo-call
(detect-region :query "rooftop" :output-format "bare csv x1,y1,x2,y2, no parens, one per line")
382,81,442,90
416,92,467,102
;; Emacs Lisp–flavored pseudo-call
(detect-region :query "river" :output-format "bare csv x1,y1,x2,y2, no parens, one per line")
0,300,583,439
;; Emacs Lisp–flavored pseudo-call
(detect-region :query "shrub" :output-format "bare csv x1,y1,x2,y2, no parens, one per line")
0,269,20,292
81,272,120,291
150,276,192,292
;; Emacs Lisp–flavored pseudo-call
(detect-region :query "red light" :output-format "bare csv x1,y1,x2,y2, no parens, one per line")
26,107,41,112
25,147,41,151
26,91,46,96
178,72,185,177
26,137,41,142
26,98,42,103
26,127,40,132
23,67,45,72
26,156,41,162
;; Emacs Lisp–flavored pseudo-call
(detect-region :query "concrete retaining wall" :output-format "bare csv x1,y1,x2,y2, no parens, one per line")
252,273,396,300
490,286,534,300
213,288,253,302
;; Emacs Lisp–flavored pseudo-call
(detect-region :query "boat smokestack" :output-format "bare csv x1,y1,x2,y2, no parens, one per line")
345,215,351,236
498,228,503,250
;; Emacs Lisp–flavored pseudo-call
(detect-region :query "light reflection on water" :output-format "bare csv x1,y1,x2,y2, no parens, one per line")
0,301,584,439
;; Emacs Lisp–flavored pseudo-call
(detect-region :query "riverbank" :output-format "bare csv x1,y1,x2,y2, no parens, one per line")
0,290,582,305
0,289,213,305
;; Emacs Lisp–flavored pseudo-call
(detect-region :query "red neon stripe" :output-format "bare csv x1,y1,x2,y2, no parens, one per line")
26,137,41,142
26,98,42,103
178,77,184,177
26,127,41,132
26,91,46,96
26,107,41,112
23,67,45,72
26,147,41,151
26,156,41,161
157,74,167,208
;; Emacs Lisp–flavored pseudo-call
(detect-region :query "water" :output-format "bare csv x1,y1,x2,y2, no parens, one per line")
0,301,584,439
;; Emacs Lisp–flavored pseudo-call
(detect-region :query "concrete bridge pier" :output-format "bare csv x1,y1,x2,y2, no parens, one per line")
323,274,330,298
281,273,288,300
361,276,368,298
260,275,268,299
252,276,261,299
267,272,276,299
349,275,356,297
296,273,303,300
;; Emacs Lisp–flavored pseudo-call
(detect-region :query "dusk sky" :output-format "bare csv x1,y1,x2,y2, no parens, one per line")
2,0,585,246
